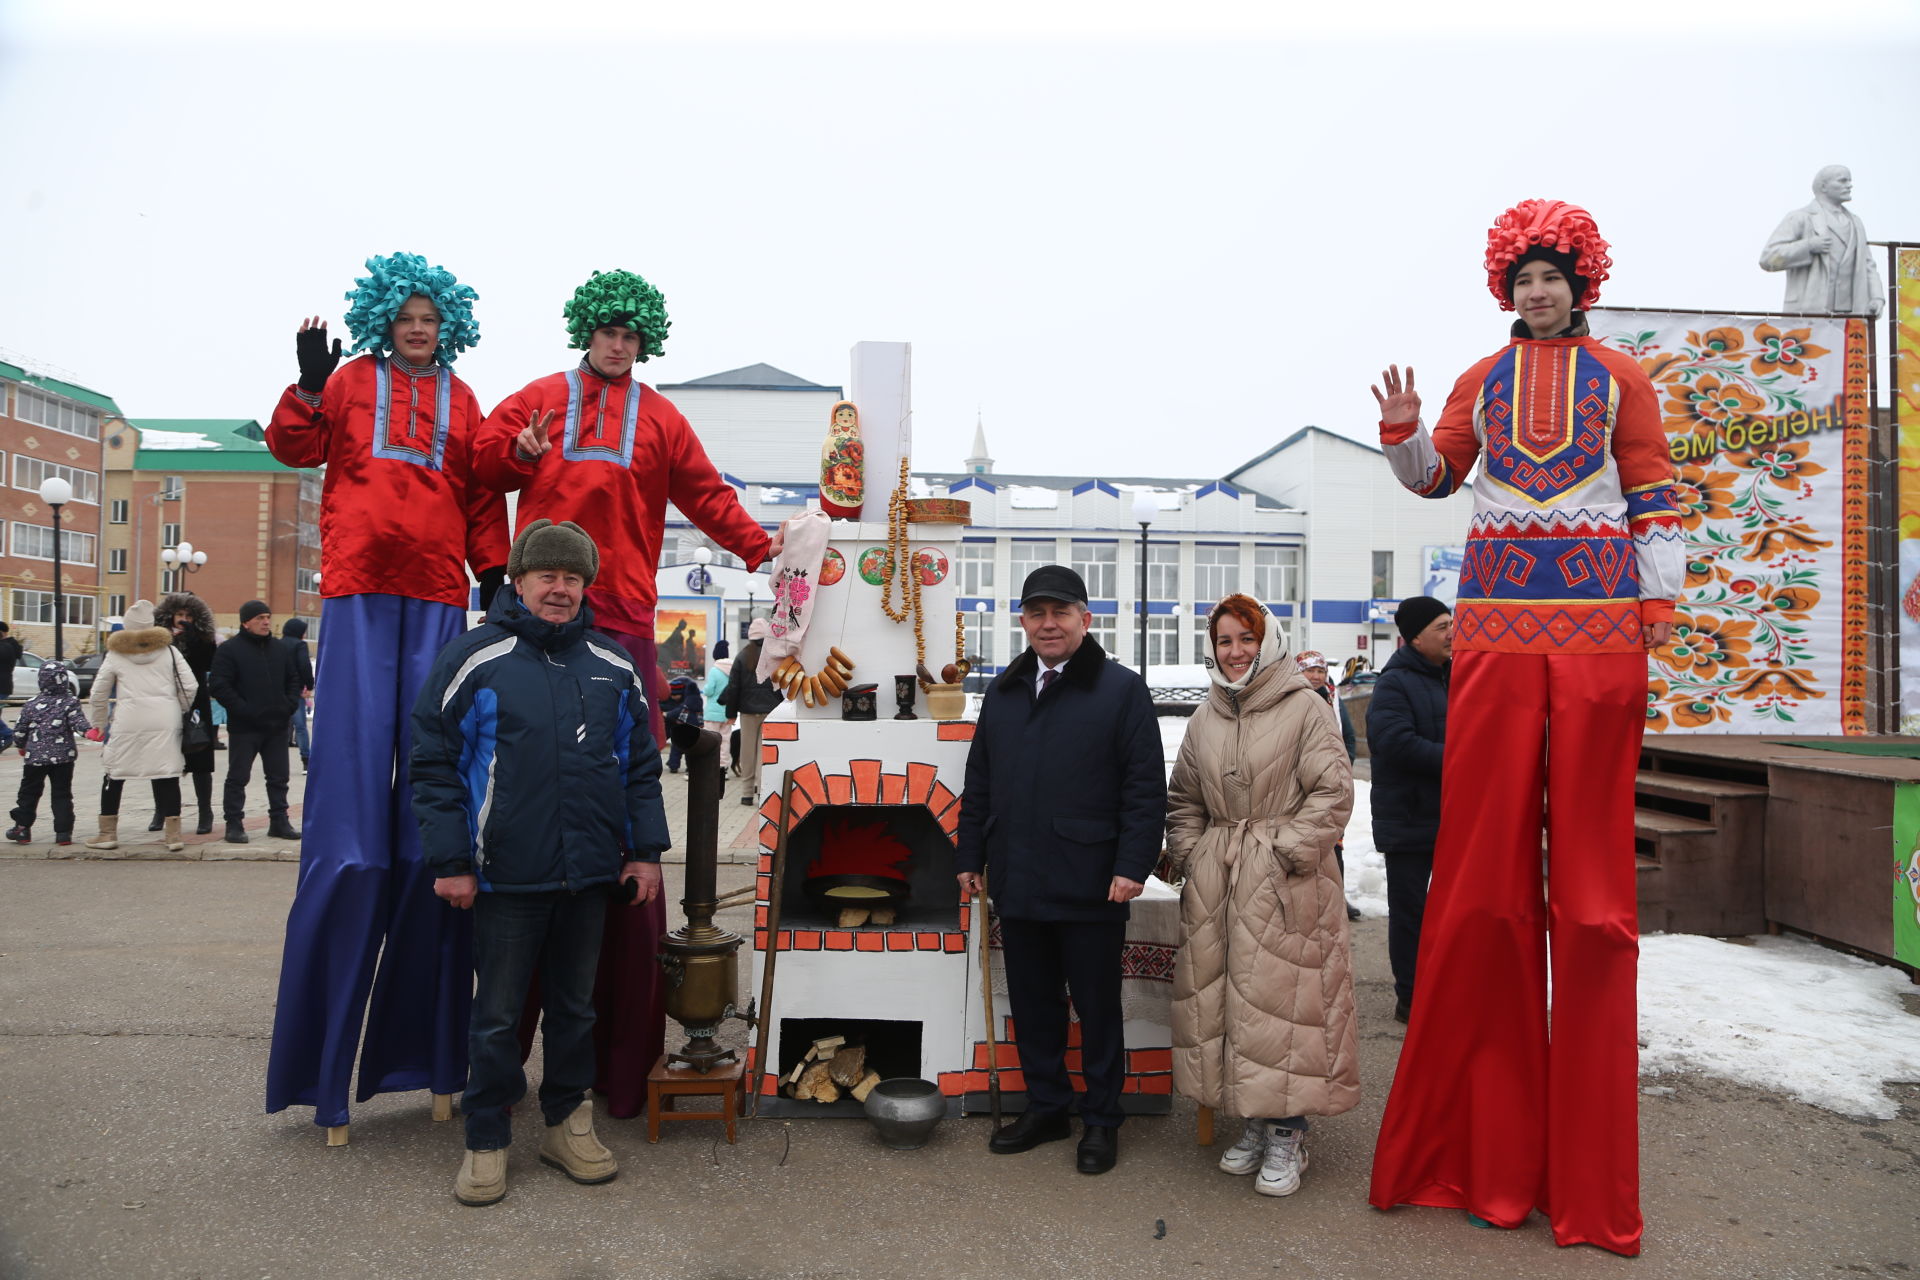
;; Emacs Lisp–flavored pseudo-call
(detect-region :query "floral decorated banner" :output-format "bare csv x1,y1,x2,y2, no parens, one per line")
1591,309,1870,734
1896,249,1920,733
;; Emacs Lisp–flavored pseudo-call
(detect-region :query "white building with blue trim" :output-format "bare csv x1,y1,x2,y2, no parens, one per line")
655,364,1468,678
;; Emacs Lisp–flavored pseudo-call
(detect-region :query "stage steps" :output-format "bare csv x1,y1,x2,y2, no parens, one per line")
1632,767,1769,936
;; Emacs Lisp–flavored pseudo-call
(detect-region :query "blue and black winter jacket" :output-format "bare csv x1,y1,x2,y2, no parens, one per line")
410,588,669,891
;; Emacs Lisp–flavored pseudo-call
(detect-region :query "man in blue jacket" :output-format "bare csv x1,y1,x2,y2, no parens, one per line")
1365,595,1452,1025
955,565,1166,1176
411,519,667,1207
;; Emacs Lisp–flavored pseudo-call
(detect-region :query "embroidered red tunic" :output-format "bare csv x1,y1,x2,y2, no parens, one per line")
1381,334,1683,654
472,361,772,621
266,355,509,609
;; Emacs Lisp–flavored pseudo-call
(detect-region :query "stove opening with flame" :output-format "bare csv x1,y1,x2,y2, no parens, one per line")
786,804,958,929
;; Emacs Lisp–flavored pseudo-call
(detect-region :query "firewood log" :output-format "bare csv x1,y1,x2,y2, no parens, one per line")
827,1045,867,1088
850,1070,883,1103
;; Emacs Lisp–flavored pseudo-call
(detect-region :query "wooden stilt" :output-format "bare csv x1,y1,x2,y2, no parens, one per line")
325,1125,349,1147
1195,1105,1214,1146
432,1093,454,1122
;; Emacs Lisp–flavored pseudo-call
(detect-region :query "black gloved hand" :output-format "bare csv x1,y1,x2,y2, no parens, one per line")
296,324,343,393
476,566,507,612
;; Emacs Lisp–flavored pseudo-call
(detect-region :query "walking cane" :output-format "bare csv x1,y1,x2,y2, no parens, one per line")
976,871,1004,1126
747,769,797,1119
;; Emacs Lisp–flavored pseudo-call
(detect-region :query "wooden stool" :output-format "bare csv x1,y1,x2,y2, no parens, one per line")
645,1056,744,1144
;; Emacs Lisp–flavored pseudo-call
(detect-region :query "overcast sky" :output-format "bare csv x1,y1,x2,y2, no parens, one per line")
3,1,1916,481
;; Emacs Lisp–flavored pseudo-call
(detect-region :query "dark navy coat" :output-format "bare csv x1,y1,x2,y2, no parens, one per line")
410,588,668,891
954,636,1166,922
1365,642,1449,853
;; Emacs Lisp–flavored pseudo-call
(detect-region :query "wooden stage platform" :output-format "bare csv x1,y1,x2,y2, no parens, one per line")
1635,735,1918,975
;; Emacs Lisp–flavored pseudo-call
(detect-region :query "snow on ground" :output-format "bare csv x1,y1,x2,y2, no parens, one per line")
1154,715,1920,1117
1638,933,1920,1118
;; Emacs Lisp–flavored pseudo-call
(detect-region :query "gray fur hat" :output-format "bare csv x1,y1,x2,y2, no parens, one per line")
507,519,599,586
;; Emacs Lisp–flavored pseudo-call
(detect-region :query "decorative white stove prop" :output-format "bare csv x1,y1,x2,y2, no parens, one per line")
747,342,1176,1117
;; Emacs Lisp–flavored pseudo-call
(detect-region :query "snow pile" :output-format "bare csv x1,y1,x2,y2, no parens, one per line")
1638,933,1920,1118
1007,486,1059,510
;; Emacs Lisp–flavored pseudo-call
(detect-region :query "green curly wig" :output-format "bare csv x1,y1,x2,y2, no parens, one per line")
562,269,670,359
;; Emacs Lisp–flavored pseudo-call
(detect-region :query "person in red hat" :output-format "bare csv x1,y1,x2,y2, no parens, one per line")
1365,200,1682,1257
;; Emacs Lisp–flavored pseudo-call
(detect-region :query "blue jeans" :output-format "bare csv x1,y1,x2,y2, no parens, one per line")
464,888,607,1151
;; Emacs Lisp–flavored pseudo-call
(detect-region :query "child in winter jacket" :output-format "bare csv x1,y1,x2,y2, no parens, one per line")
8,660,91,845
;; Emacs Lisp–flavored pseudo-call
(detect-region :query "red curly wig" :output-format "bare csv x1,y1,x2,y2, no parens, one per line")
1484,199,1612,311
1207,593,1266,646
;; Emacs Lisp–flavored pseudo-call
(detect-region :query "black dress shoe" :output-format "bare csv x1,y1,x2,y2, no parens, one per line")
1346,903,1362,922
1076,1126,1118,1175
1393,998,1412,1025
987,1110,1071,1155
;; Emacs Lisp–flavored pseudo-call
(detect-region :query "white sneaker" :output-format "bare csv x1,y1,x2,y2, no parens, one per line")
1255,1125,1308,1197
1218,1117,1269,1175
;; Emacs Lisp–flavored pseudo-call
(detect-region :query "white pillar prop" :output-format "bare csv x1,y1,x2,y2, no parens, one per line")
849,341,912,509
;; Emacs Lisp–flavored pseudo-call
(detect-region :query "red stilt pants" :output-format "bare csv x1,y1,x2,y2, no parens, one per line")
1369,648,1646,1257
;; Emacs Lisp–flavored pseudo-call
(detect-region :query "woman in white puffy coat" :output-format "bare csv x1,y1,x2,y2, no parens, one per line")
84,599,198,852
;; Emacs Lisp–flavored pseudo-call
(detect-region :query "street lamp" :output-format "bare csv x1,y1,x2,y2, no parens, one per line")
1130,490,1157,680
973,600,988,675
160,539,209,575
37,477,72,660
691,546,712,595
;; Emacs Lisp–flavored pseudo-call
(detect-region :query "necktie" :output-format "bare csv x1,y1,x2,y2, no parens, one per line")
1041,668,1058,693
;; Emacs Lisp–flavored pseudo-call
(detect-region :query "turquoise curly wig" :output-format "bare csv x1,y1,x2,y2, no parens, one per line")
562,269,670,359
342,251,480,365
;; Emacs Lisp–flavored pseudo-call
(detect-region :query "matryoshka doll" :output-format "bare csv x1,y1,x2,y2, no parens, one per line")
819,400,864,518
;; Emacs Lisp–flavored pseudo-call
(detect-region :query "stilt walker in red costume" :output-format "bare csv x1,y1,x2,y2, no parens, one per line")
472,269,782,1118
1365,201,1682,1256
263,253,509,1134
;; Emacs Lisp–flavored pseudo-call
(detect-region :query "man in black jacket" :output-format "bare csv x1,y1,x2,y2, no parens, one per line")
723,618,784,806
1365,595,1452,1024
280,617,315,769
954,566,1166,1176
208,600,303,843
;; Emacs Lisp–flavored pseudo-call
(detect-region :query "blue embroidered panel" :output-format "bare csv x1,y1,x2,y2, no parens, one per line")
561,370,642,465
1459,534,1639,602
370,358,452,470
1478,345,1614,506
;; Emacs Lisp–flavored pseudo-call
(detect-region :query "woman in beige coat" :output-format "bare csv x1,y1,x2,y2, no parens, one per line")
1165,594,1358,1198
84,599,198,852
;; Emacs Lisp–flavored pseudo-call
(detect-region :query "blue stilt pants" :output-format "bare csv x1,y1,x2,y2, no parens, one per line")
264,593,470,1127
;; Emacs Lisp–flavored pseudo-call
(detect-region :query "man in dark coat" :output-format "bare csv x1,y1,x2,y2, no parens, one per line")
954,565,1166,1176
208,600,303,844
724,618,785,806
1365,595,1452,1024
0,622,22,704
280,617,315,769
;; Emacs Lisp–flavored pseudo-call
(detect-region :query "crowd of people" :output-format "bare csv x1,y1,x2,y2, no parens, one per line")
958,196,1674,1260
22,197,1663,1256
2,596,313,849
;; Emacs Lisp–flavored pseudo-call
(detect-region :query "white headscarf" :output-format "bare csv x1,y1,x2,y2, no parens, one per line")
1202,594,1288,692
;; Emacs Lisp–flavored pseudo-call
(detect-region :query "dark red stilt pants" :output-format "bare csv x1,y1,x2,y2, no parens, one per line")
1369,648,1645,1257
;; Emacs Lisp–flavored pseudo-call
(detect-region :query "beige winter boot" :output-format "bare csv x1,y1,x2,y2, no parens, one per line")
162,815,185,853
453,1148,507,1206
538,1100,618,1185
85,816,119,851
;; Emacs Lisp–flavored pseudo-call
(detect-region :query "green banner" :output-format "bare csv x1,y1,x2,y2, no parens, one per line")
1895,783,1920,968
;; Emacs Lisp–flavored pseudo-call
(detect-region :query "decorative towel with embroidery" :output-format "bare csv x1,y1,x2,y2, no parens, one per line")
756,509,833,682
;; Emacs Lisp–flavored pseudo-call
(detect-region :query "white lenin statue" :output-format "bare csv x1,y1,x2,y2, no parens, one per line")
1759,165,1885,317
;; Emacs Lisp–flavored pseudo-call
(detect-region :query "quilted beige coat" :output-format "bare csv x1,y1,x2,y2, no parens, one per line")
1165,660,1360,1120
